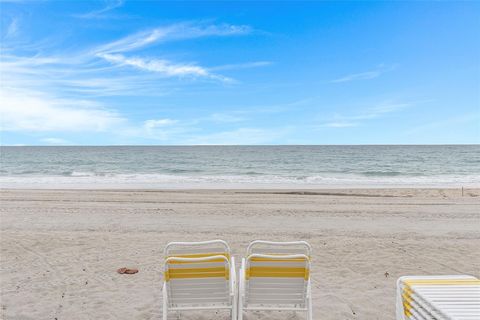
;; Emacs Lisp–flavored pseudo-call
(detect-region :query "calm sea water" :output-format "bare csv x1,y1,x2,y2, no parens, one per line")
1,146,479,188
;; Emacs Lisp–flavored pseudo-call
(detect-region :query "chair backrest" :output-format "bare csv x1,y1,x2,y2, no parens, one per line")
164,240,232,308
165,239,231,259
247,240,312,257
244,253,310,308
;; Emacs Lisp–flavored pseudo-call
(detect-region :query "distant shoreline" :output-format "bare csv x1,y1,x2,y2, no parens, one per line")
2,186,480,192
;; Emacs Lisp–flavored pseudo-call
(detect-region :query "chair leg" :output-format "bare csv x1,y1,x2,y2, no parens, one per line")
238,295,243,320
238,267,243,320
162,282,168,320
231,257,238,320
232,291,237,320
307,282,313,320
231,296,237,320
239,258,249,320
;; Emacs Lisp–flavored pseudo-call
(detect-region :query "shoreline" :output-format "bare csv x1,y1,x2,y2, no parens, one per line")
2,182,480,190
2,186,480,192
2,187,480,198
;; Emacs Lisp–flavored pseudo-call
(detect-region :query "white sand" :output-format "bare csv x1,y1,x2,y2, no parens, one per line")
1,188,479,319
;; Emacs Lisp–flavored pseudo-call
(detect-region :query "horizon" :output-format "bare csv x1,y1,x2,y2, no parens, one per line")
2,144,480,147
1,1,479,145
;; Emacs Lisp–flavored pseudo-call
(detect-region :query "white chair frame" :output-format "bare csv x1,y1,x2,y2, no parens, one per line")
246,240,312,257
162,240,237,320
239,240,313,320
396,275,480,320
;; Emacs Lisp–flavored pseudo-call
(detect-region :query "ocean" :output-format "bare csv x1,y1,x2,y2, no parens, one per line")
0,145,479,189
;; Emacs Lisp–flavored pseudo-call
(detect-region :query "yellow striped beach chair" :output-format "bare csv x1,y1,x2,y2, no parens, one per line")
162,240,237,319
396,275,480,320
238,241,313,320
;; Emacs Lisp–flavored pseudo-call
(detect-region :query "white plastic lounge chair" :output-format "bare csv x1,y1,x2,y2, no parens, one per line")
238,241,313,320
162,240,237,320
396,275,480,320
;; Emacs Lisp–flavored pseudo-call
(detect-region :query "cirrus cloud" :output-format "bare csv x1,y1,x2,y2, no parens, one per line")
99,53,232,82
331,64,397,83
94,22,252,54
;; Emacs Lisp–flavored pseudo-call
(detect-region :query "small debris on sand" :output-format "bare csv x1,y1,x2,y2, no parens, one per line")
117,267,139,274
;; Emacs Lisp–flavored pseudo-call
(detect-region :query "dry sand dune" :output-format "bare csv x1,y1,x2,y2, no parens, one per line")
1,188,479,319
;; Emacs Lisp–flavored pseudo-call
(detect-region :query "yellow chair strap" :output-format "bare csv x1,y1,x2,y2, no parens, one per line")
165,266,229,281
249,256,308,262
246,266,309,280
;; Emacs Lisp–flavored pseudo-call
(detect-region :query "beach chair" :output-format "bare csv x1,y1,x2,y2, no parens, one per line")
396,275,480,320
162,240,237,320
238,241,313,320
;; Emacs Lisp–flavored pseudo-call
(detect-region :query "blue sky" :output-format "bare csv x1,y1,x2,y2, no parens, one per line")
1,0,479,145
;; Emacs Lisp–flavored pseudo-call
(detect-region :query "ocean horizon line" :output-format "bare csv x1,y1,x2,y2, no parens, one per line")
2,143,479,147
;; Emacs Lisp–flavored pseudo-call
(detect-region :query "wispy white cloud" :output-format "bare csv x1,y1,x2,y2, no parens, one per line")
99,53,208,76
0,87,125,132
1,21,255,99
40,137,70,145
0,19,264,143
331,64,397,83
1,52,181,96
94,22,252,54
226,98,314,115
144,118,177,131
185,99,313,126
349,101,411,120
321,121,358,128
317,100,413,128
186,128,287,145
90,22,252,82
206,113,245,123
210,61,272,71
4,17,19,38
74,0,125,19
113,118,193,142
99,53,233,82
405,113,480,136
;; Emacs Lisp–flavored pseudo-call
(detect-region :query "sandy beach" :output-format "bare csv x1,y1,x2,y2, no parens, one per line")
1,188,479,320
